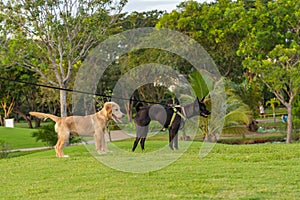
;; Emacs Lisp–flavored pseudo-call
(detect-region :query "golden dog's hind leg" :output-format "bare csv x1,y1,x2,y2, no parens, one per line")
55,134,69,158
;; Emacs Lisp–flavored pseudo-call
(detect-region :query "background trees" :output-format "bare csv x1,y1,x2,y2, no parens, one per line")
157,0,247,82
0,0,300,144
157,0,300,143
0,0,126,117
238,0,300,143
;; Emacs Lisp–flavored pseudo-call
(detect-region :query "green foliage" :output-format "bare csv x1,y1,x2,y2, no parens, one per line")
157,0,247,82
189,70,212,99
237,0,300,143
119,10,164,29
197,78,252,137
239,0,300,98
293,95,300,115
0,0,126,117
222,81,252,135
2,0,300,139
189,74,251,138
226,77,263,117
266,98,280,110
32,122,58,146
293,95,300,128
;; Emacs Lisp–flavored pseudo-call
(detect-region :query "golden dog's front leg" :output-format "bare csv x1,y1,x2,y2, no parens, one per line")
94,129,106,154
102,130,112,153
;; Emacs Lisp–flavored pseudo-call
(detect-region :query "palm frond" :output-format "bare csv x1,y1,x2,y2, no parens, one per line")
222,125,248,135
224,111,249,126
189,70,213,98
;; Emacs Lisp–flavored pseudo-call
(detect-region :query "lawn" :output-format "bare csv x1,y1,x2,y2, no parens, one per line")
1,139,300,199
0,126,47,149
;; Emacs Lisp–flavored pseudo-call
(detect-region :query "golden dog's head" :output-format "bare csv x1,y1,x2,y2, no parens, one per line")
103,102,124,123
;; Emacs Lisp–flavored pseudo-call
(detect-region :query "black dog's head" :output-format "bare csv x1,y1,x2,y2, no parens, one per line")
194,97,211,118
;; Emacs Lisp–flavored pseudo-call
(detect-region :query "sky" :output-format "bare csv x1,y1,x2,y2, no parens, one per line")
123,0,215,13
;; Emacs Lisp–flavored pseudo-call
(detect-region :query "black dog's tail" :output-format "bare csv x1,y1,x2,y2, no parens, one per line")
135,102,146,112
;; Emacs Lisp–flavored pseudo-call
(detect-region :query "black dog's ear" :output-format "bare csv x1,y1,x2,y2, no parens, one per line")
197,97,205,103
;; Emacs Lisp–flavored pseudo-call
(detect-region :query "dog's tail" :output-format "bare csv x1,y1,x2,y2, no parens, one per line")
29,112,60,122
135,102,146,112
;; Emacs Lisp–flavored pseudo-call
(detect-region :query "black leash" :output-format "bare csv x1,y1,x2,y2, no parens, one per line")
0,77,168,106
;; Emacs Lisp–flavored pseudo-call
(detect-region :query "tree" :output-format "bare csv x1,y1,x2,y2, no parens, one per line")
0,70,17,121
120,10,165,30
0,0,127,117
0,61,42,128
156,0,248,82
239,0,300,143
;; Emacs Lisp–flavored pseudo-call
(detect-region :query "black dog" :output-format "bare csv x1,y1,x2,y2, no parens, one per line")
132,97,211,151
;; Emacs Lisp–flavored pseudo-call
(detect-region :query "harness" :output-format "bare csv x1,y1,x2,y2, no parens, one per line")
168,106,187,129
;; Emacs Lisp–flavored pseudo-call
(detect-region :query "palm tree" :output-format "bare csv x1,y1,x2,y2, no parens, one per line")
221,91,252,137
266,98,280,124
189,73,252,142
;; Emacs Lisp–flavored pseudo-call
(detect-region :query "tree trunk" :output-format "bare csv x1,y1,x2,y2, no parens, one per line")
60,86,68,117
286,103,293,144
34,118,41,128
204,133,217,143
15,110,33,128
0,115,3,126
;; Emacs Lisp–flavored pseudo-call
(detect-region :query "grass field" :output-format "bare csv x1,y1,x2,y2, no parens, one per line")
1,124,300,199
0,126,46,149
1,138,300,199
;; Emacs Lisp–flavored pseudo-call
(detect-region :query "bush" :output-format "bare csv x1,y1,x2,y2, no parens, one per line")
32,122,81,146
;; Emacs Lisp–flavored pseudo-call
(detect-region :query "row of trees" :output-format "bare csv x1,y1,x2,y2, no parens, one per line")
157,0,300,143
1,0,300,143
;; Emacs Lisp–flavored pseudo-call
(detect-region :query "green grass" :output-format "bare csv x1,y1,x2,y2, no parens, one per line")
1,140,300,199
0,126,47,149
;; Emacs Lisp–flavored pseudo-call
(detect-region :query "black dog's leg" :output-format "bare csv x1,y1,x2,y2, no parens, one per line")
140,138,146,151
169,130,174,150
173,124,180,150
174,132,179,150
169,125,180,150
132,125,149,151
132,137,141,152
173,125,180,150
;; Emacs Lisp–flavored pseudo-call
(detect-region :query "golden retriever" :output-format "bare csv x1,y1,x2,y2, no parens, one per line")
30,102,123,158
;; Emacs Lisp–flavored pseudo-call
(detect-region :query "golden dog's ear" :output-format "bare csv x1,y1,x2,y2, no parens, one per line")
104,102,112,119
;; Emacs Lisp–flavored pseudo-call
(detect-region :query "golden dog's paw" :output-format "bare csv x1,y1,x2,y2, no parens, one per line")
56,155,69,158
97,150,107,155
105,149,113,153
